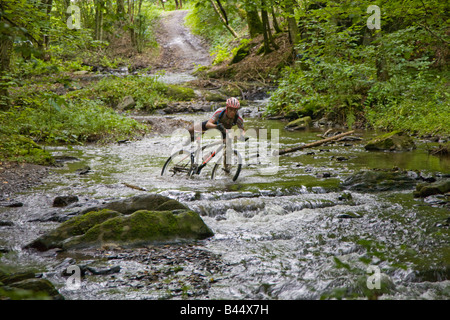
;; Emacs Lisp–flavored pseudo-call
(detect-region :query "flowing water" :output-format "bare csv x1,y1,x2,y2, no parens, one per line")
1,101,449,300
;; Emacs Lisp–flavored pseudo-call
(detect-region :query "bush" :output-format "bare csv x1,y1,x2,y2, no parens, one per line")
1,90,148,147
265,2,449,136
66,75,169,111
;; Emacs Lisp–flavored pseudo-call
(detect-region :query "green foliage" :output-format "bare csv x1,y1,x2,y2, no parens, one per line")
0,87,148,164
265,0,450,136
66,75,170,110
0,133,54,165
186,0,247,60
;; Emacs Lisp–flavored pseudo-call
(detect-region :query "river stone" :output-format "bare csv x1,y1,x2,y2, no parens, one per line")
354,273,395,300
341,169,417,192
0,271,36,285
117,95,136,111
364,131,416,151
7,278,64,300
25,209,122,251
78,194,175,215
53,195,79,207
61,210,214,250
413,179,450,198
285,116,312,130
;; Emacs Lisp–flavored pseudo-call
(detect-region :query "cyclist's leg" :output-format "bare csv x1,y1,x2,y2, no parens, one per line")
187,121,208,143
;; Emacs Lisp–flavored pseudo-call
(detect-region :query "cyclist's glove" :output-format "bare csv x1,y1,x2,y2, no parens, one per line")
216,124,226,133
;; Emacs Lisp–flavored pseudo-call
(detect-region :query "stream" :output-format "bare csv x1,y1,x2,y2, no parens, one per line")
0,99,449,300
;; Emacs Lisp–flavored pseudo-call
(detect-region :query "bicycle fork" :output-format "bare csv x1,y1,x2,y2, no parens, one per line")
192,149,218,175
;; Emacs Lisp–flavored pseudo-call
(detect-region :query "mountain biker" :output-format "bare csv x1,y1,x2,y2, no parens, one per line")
188,97,245,141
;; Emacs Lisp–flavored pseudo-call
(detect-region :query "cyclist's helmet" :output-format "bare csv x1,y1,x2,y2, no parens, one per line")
226,97,240,109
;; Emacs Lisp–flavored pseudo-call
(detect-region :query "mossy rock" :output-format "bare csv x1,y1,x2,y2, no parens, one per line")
79,194,175,215
219,84,242,98
285,116,312,129
155,200,189,211
6,279,64,300
203,91,226,102
0,269,63,300
354,273,395,300
25,194,213,251
364,131,416,151
0,271,36,285
25,209,122,251
62,210,214,250
0,134,54,165
166,85,196,101
231,45,250,64
341,169,417,192
414,179,450,198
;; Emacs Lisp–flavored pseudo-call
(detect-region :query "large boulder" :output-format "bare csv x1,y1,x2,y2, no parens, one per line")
364,131,416,151
78,194,182,215
25,209,122,251
62,210,214,250
285,116,312,131
413,179,450,198
0,268,63,300
25,194,213,251
341,169,417,192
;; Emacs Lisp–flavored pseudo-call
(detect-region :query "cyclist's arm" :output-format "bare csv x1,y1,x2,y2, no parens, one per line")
205,119,221,130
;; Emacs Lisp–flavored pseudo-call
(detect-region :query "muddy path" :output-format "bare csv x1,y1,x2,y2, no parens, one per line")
153,10,212,73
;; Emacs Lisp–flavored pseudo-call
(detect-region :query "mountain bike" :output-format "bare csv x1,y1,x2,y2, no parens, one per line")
161,137,245,182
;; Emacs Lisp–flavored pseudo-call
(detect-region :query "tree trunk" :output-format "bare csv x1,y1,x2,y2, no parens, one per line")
117,0,125,15
261,0,278,54
128,0,136,47
271,2,282,33
275,131,355,156
215,0,228,25
95,0,105,41
284,0,299,46
246,9,263,38
0,36,12,110
209,0,238,38
261,7,271,54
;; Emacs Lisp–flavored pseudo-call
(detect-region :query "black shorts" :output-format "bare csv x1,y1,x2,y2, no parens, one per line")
202,121,208,131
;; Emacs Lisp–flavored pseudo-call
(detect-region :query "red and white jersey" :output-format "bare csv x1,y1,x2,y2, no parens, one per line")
210,107,244,130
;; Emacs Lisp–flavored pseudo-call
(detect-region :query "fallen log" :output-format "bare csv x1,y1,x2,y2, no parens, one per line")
274,130,355,156
122,182,147,191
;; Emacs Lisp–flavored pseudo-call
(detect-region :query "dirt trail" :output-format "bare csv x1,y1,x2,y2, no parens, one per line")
153,10,212,72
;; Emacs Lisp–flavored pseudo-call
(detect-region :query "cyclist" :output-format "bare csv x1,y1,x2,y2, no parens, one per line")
188,97,245,141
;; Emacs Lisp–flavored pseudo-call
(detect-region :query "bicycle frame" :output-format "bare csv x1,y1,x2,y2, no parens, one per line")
191,140,225,175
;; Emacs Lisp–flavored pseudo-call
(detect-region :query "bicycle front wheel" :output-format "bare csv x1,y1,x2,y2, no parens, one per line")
161,150,193,177
211,149,242,182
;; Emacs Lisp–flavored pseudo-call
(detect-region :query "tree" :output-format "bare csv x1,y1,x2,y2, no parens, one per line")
282,0,299,46
208,0,238,38
0,0,47,109
243,2,263,38
261,0,278,53
94,0,105,41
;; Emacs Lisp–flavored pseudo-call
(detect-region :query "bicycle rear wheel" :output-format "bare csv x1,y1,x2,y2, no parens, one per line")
161,150,193,177
211,149,242,181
